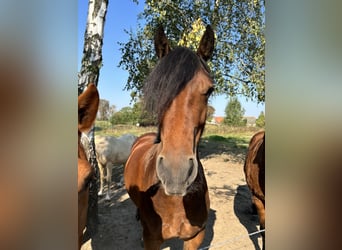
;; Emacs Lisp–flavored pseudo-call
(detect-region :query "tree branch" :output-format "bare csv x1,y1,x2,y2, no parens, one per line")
223,72,250,84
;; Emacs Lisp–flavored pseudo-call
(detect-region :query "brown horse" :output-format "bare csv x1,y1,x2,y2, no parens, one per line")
78,83,99,249
124,25,215,250
244,130,265,250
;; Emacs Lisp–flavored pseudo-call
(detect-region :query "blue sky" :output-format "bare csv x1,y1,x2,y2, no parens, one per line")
78,1,265,117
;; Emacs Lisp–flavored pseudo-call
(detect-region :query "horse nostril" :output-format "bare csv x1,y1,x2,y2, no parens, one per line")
189,158,194,166
158,156,164,165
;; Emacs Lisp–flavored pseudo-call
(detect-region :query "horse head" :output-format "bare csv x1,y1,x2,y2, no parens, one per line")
147,25,215,196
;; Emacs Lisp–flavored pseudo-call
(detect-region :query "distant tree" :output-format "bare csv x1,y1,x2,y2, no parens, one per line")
207,105,215,122
131,101,142,124
224,97,246,126
255,111,265,128
108,104,116,119
97,99,110,120
132,101,156,126
110,106,135,125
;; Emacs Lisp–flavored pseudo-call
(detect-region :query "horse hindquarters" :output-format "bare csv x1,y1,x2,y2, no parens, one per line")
244,131,265,250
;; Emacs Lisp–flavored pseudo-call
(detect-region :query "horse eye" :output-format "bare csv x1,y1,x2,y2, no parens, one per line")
205,87,214,97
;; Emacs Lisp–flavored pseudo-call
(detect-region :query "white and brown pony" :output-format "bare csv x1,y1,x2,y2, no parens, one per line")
95,133,137,200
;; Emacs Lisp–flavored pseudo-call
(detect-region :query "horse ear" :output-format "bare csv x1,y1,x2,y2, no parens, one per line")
197,25,215,61
154,25,171,59
78,83,99,133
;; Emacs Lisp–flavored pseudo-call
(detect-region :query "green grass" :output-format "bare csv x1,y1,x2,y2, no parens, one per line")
204,135,249,147
94,121,264,158
94,121,156,137
203,124,259,138
199,133,252,158
95,121,261,144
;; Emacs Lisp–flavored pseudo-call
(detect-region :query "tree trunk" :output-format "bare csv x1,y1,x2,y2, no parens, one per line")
78,0,108,238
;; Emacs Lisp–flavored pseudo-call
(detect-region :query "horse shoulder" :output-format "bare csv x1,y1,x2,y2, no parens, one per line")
125,133,159,193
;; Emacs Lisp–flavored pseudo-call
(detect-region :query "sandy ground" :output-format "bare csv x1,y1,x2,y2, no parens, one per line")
81,138,263,250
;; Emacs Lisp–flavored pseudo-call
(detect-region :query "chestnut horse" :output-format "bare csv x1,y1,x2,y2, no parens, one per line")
124,25,215,250
244,130,265,250
78,83,99,249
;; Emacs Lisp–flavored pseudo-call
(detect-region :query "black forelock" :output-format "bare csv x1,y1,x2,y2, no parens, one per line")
143,47,203,125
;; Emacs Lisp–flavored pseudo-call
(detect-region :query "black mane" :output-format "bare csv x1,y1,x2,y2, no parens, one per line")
143,47,206,125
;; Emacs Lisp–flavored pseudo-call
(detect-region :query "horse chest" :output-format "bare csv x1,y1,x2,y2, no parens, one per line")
151,193,204,240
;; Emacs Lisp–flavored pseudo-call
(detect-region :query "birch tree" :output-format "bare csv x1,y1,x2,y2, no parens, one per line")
78,0,108,236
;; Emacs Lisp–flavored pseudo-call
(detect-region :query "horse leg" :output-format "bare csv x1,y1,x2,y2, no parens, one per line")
97,162,105,196
253,196,265,250
183,228,205,250
105,163,112,201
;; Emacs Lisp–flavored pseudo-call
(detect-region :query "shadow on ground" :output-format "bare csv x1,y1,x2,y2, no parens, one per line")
234,185,262,250
199,135,248,162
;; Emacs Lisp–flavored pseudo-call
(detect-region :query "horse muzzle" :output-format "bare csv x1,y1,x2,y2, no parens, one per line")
156,154,198,196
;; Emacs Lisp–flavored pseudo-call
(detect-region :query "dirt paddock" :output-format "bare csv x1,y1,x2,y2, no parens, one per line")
81,138,263,250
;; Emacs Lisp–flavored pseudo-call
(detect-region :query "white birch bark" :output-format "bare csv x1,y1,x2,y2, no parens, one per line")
78,0,108,94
